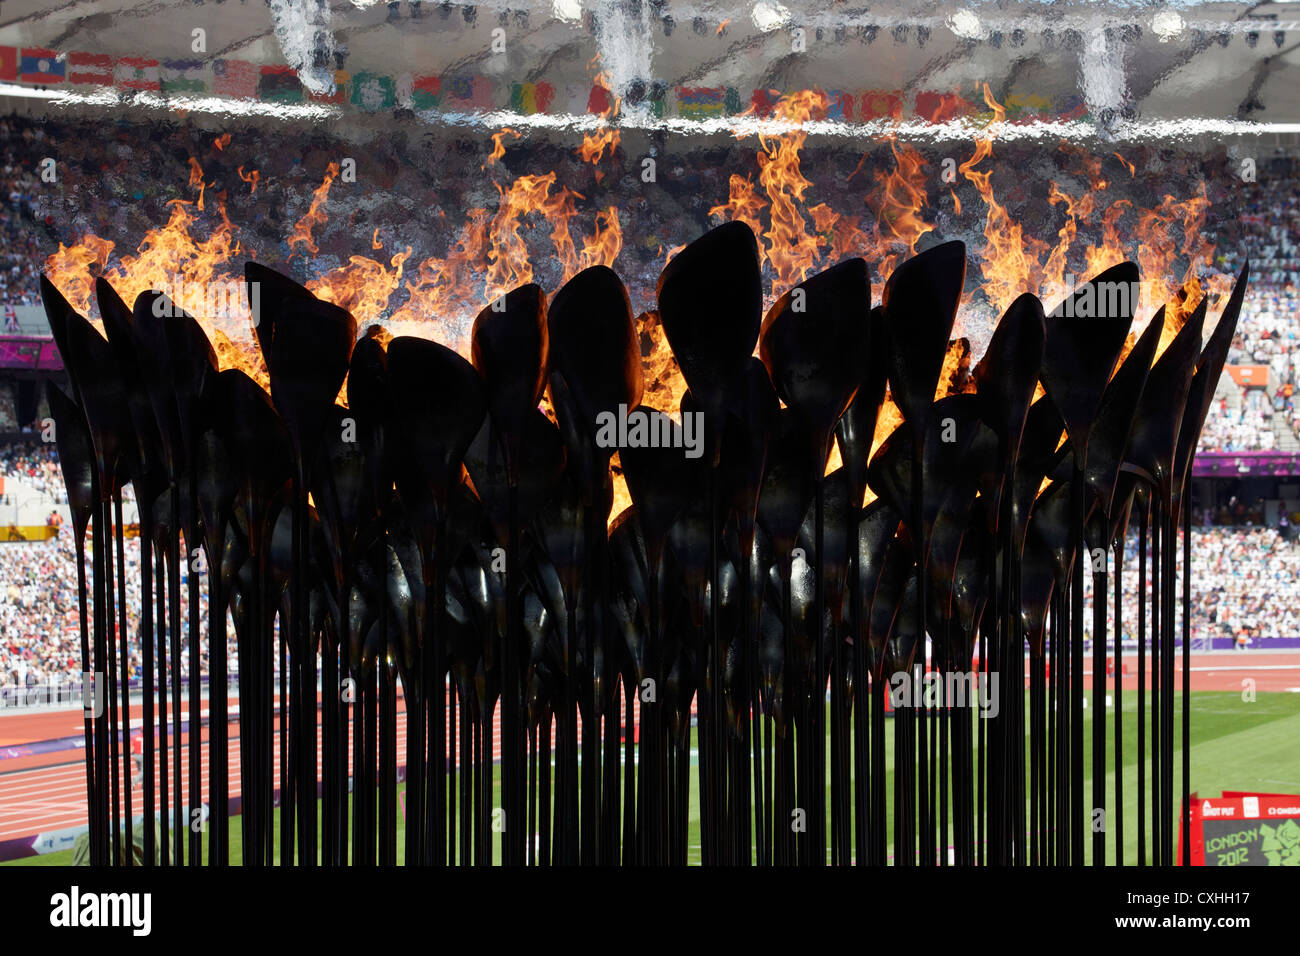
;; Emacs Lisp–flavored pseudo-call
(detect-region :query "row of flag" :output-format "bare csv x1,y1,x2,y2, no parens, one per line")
0,46,1091,124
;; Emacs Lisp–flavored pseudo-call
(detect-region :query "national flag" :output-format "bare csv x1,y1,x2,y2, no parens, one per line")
914,90,973,123
825,90,854,121
3,306,18,332
113,56,160,92
676,86,726,120
0,47,16,83
350,72,395,112
19,49,65,85
443,75,494,110
1055,93,1089,122
857,90,902,120
67,52,113,86
587,84,612,116
749,89,780,118
1005,92,1051,123
307,70,349,105
411,75,440,110
160,59,207,96
211,58,259,99
259,65,301,103
510,81,553,115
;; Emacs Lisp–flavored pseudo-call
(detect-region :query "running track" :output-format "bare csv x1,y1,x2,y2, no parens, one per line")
2,652,1296,853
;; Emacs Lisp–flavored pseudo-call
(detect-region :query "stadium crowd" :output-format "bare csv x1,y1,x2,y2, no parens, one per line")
0,118,45,307
1083,523,1300,649
0,441,68,503
0,531,223,691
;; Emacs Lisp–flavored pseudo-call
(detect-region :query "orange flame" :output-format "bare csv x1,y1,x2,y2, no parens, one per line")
308,247,412,326
865,137,935,282
237,165,260,195
757,90,825,290
484,127,520,169
577,128,621,171
287,161,340,257
709,174,768,240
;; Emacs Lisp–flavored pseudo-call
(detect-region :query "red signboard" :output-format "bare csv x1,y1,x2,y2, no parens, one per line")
1181,791,1300,866
1226,365,1270,387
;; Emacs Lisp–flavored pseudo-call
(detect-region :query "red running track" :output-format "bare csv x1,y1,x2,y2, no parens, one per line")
0,690,528,847
2,653,1296,849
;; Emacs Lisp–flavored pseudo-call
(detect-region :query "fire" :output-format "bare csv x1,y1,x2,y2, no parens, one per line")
636,310,688,421
607,452,637,528
808,203,866,264
1132,183,1216,353
1082,200,1131,279
308,247,412,326
577,128,620,167
581,206,623,270
237,166,260,195
757,90,826,290
44,236,113,318
936,339,975,399
485,173,580,298
212,328,269,391
865,137,935,282
484,127,520,169
389,208,492,356
709,174,768,241
287,161,339,257
38,89,1234,536
960,85,1049,315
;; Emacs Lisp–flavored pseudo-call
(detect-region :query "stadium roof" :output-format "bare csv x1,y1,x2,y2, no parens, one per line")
0,1,1298,142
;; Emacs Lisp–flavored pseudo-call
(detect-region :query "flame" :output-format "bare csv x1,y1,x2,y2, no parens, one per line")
237,165,260,195
709,174,768,240
287,161,339,257
960,85,1049,315
1133,183,1216,352
865,137,935,282
484,127,520,169
214,133,231,151
577,128,620,167
485,173,578,297
308,247,412,326
936,339,975,399
38,90,1234,536
389,208,491,356
871,392,904,467
581,206,623,270
1082,200,1131,279
757,90,826,290
609,452,631,526
212,328,269,391
44,236,113,317
636,310,687,421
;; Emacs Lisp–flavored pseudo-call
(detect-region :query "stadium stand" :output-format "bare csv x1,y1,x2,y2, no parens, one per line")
0,118,1298,693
